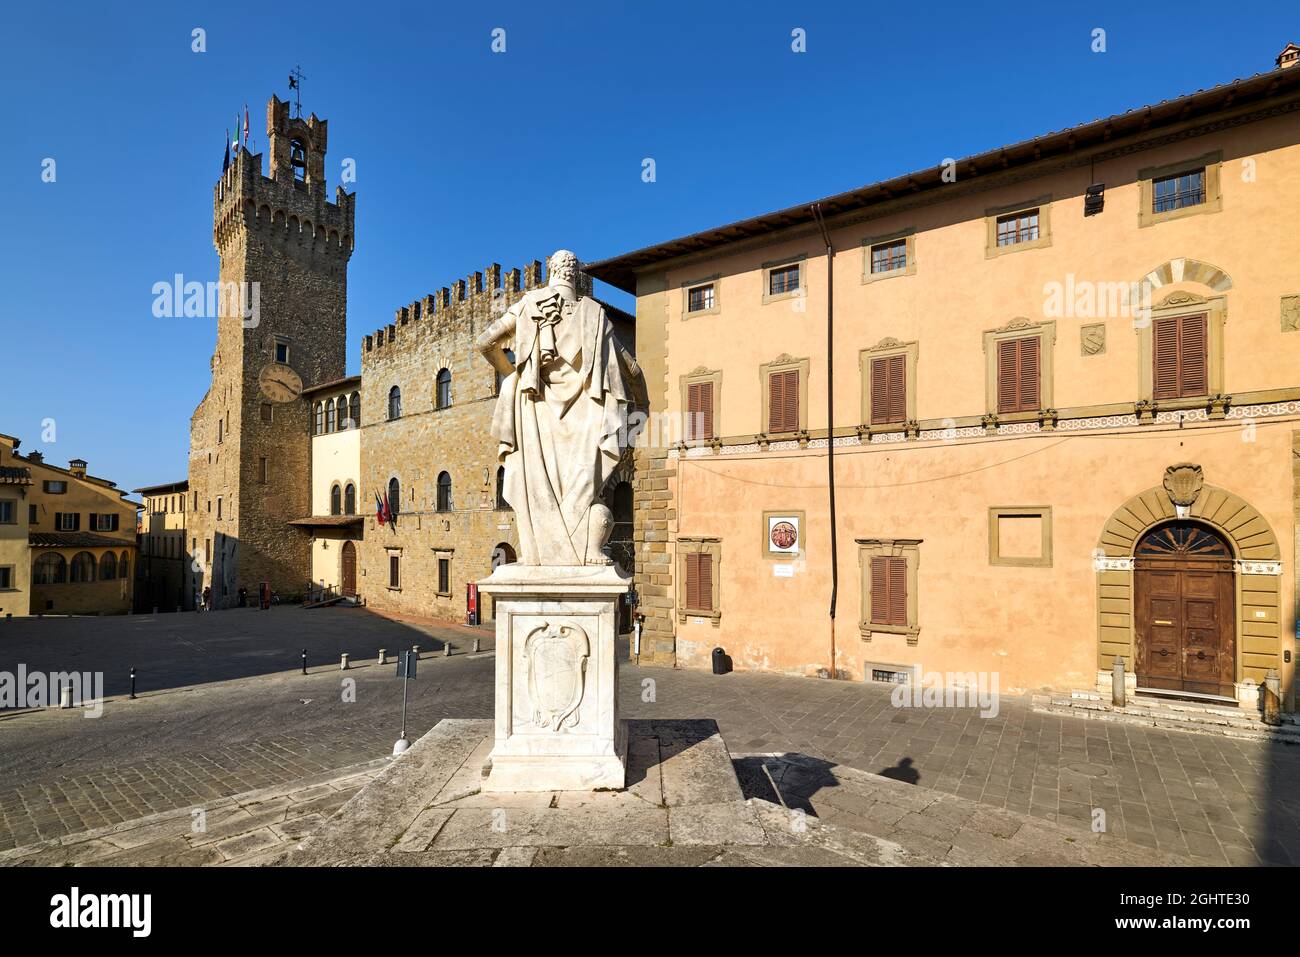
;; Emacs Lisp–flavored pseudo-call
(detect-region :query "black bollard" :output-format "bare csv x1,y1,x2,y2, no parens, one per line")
301,648,308,675
129,667,137,700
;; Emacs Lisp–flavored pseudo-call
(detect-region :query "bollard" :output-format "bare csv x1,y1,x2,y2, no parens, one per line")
472,637,480,654
301,648,308,675
59,684,73,709
1112,656,1126,708
444,642,452,657
378,649,387,665
129,667,137,700
340,653,350,671
1263,668,1282,726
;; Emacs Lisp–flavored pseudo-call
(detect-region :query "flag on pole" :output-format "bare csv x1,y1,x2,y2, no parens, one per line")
223,129,230,172
233,115,241,153
375,491,385,527
382,492,393,528
242,104,250,147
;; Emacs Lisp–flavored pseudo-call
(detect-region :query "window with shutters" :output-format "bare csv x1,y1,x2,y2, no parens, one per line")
995,335,1041,413
388,553,401,589
686,381,714,442
857,538,921,640
1152,314,1208,399
870,355,906,425
0,500,14,525
677,537,721,622
759,355,809,435
56,512,78,531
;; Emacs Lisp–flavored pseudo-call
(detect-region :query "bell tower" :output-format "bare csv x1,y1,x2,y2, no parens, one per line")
187,94,355,608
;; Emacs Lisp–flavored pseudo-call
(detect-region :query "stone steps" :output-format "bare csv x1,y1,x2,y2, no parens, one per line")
1033,691,1300,743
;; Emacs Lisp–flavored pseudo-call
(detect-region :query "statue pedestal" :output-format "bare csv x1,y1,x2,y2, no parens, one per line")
479,563,629,792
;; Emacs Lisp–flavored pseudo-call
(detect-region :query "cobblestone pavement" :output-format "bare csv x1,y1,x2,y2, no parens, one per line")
3,609,1299,864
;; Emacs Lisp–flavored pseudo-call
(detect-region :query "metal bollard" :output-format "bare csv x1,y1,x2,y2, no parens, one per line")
59,684,73,709
378,649,387,665
472,637,480,654
1112,656,1126,708
129,667,137,700
340,653,350,671
301,648,308,675
444,642,452,657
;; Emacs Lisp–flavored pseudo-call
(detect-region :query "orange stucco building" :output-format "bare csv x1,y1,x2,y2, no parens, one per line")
588,44,1300,709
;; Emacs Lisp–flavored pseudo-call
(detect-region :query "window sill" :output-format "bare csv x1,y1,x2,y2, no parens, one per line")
861,263,916,285
1139,197,1221,229
678,608,720,624
985,235,1051,259
859,622,920,642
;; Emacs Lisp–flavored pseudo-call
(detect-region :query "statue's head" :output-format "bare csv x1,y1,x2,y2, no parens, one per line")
547,249,580,290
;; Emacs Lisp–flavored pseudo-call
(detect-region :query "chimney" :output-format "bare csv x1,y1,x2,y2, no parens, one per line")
68,458,87,478
27,451,43,464
1278,43,1300,70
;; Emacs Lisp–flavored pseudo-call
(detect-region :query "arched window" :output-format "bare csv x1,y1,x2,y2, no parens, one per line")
70,552,96,583
495,466,509,510
330,483,342,516
99,551,117,581
436,471,452,512
344,483,356,515
336,395,350,428
436,369,452,410
290,138,307,182
325,398,336,433
387,477,401,517
314,402,324,435
34,553,66,584
495,348,516,395
119,551,130,579
349,392,361,428
388,386,401,420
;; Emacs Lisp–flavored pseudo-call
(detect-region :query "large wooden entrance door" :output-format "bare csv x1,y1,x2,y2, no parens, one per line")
1133,523,1235,698
341,541,357,598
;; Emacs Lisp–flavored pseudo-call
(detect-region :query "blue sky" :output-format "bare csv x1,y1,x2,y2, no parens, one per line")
2,0,1295,495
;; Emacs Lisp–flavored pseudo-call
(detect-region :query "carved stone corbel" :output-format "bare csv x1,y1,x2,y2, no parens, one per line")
1207,394,1232,420
1039,408,1059,431
1135,399,1156,424
980,413,999,435
904,419,921,440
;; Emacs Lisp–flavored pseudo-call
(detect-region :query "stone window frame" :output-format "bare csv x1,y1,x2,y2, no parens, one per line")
858,337,919,427
1137,150,1223,229
0,498,16,525
681,274,721,319
761,254,807,306
1136,290,1226,404
856,538,922,642
984,195,1052,259
758,353,810,436
982,318,1057,416
861,227,917,284
386,548,402,591
762,510,806,561
987,506,1054,568
273,336,292,364
0,565,14,591
679,366,723,444
676,536,721,624
433,547,454,597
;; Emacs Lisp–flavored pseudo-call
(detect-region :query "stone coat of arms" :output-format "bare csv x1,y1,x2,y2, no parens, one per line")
1162,463,1204,508
523,621,589,731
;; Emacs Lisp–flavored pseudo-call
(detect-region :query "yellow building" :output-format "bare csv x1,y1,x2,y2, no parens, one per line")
0,434,139,616
134,480,191,611
588,45,1300,709
290,375,364,601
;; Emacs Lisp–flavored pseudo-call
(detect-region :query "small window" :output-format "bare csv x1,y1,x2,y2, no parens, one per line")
348,391,361,428
388,386,402,421
56,512,78,531
996,336,1041,414
1152,168,1205,213
686,381,714,442
996,209,1039,247
768,264,800,296
870,355,906,425
687,283,715,314
259,456,269,483
767,369,800,434
436,369,452,410
389,554,401,589
217,419,223,443
436,472,452,512
387,477,401,516
260,403,273,423
869,556,907,627
495,467,509,510
344,483,356,515
437,558,450,595
1153,314,1208,399
330,484,342,516
275,340,290,363
0,500,14,525
870,239,907,274
216,497,223,520
314,402,324,435
92,513,117,532
325,399,336,433
43,480,67,494
0,566,12,589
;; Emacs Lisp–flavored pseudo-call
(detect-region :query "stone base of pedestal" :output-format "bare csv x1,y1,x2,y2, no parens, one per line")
478,563,630,793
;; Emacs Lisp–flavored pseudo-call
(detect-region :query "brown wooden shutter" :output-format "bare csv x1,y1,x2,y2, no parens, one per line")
685,552,712,611
1018,336,1040,410
887,557,907,625
1153,317,1180,399
997,339,1019,413
687,381,714,441
1178,314,1208,396
870,358,889,425
887,354,906,422
870,557,889,624
768,369,799,433
870,356,906,425
870,555,908,626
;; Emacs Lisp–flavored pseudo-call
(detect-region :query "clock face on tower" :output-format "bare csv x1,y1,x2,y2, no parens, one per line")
258,363,303,403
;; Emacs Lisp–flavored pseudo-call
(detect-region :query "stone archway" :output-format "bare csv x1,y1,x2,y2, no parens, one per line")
1095,465,1282,703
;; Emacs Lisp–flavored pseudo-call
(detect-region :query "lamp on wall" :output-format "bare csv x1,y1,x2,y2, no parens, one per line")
1084,183,1105,216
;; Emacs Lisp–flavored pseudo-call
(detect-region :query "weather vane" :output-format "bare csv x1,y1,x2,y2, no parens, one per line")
288,65,306,118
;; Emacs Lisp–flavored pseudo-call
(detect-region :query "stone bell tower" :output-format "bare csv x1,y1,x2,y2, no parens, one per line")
187,95,355,608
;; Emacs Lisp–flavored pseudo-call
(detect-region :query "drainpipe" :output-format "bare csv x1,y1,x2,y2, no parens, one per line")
812,203,838,678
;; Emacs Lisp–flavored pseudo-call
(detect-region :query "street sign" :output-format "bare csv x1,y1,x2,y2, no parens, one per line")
395,650,417,679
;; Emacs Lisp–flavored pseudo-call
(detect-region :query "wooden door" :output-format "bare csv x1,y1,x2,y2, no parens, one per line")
341,541,357,598
1133,523,1235,698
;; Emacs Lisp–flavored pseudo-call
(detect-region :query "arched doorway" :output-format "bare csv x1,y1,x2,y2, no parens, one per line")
340,541,357,599
1134,522,1234,698
488,542,517,619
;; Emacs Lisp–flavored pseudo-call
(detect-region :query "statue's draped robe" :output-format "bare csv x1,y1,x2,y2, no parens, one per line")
491,293,631,565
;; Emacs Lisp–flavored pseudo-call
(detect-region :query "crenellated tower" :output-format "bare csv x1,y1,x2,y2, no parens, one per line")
188,95,355,607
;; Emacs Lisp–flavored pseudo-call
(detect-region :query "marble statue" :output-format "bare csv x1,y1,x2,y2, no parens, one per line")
475,249,644,566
